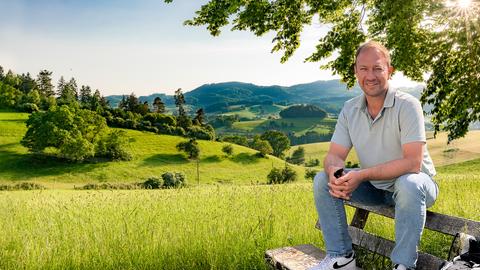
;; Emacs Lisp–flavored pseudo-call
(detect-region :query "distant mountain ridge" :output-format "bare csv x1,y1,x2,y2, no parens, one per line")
106,80,422,114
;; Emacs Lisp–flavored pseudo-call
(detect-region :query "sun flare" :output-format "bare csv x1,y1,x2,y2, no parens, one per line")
458,0,472,8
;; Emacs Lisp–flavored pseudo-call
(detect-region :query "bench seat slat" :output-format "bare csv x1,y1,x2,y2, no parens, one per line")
265,244,362,270
348,226,446,270
345,201,480,237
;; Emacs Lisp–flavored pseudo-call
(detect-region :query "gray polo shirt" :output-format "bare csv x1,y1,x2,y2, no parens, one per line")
331,88,436,191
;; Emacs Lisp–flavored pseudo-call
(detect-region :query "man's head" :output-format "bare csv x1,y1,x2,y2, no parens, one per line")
354,41,394,98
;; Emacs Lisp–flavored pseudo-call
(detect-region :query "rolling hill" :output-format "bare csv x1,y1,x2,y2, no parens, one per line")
0,112,305,187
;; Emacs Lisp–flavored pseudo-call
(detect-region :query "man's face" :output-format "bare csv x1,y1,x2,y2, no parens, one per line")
354,47,393,98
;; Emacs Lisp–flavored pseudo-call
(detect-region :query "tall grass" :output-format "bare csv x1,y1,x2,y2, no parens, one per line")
1,172,479,269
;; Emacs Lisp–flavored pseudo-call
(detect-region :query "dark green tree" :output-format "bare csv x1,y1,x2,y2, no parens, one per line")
251,135,273,157
221,144,234,156
193,108,205,125
3,70,20,88
153,96,166,113
19,73,37,95
288,146,305,165
261,130,290,158
174,88,192,129
79,85,92,106
0,65,4,80
21,105,108,161
176,138,200,159
36,70,55,97
57,76,78,105
165,0,480,141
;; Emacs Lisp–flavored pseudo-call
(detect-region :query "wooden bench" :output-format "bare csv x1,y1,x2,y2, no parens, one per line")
265,201,480,270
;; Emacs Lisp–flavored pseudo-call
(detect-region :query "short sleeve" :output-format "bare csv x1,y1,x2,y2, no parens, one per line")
399,97,426,145
331,108,353,149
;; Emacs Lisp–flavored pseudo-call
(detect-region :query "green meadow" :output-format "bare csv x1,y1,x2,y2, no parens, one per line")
1,112,480,269
0,112,304,188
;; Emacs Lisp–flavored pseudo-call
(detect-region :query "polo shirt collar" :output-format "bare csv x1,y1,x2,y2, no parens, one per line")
354,87,396,110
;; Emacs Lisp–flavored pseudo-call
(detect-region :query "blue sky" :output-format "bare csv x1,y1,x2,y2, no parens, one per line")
0,0,419,95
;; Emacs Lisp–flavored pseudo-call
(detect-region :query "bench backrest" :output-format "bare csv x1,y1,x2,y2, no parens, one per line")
316,201,480,270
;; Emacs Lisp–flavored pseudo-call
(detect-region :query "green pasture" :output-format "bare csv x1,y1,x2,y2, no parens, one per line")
0,112,304,187
0,167,479,269
231,117,335,134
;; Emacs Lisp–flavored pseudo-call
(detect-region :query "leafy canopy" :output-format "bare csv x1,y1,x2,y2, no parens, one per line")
165,0,480,141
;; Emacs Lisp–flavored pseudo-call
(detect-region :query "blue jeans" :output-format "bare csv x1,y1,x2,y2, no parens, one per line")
313,171,439,268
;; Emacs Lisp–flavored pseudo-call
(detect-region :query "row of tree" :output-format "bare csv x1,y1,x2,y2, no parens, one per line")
0,66,109,113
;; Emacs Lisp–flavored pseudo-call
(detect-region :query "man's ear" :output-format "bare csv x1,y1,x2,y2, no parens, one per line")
388,66,395,79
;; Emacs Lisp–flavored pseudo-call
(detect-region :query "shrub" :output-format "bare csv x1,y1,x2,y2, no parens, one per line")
142,177,163,189
186,125,215,140
267,165,297,184
18,103,39,113
305,158,320,167
222,135,249,147
222,144,234,156
76,183,140,190
251,136,273,158
346,161,360,168
96,130,132,161
0,182,47,191
287,146,305,165
305,168,319,181
162,172,186,188
176,139,200,159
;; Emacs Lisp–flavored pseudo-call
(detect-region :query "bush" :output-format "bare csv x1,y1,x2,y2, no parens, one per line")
76,183,141,190
222,144,234,156
305,168,319,181
96,130,132,161
346,161,360,168
176,139,200,159
267,165,297,184
17,103,39,113
222,135,249,147
287,146,305,165
251,136,273,157
144,113,176,127
305,158,320,167
186,125,215,140
162,172,186,188
0,182,47,191
142,177,163,189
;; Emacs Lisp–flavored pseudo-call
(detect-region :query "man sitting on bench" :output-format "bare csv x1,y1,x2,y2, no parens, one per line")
310,41,439,270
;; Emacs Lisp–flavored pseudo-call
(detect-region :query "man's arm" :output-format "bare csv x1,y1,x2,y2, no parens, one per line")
323,142,350,176
323,142,351,199
333,142,424,199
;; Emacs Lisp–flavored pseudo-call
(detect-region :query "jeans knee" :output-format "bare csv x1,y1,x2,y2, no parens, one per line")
394,174,426,208
314,171,329,195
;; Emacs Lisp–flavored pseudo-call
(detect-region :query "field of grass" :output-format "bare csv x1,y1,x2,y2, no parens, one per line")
1,111,480,269
0,112,305,187
1,165,479,269
222,104,287,120
230,117,335,135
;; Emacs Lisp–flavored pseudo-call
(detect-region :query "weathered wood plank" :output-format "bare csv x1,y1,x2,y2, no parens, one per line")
350,208,370,229
265,244,363,270
348,226,447,270
344,201,480,237
265,244,326,270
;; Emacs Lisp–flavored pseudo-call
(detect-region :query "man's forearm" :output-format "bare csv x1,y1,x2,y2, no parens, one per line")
323,153,345,175
358,158,421,181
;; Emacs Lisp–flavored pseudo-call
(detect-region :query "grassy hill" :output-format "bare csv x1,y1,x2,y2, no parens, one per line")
287,130,480,169
0,112,305,187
